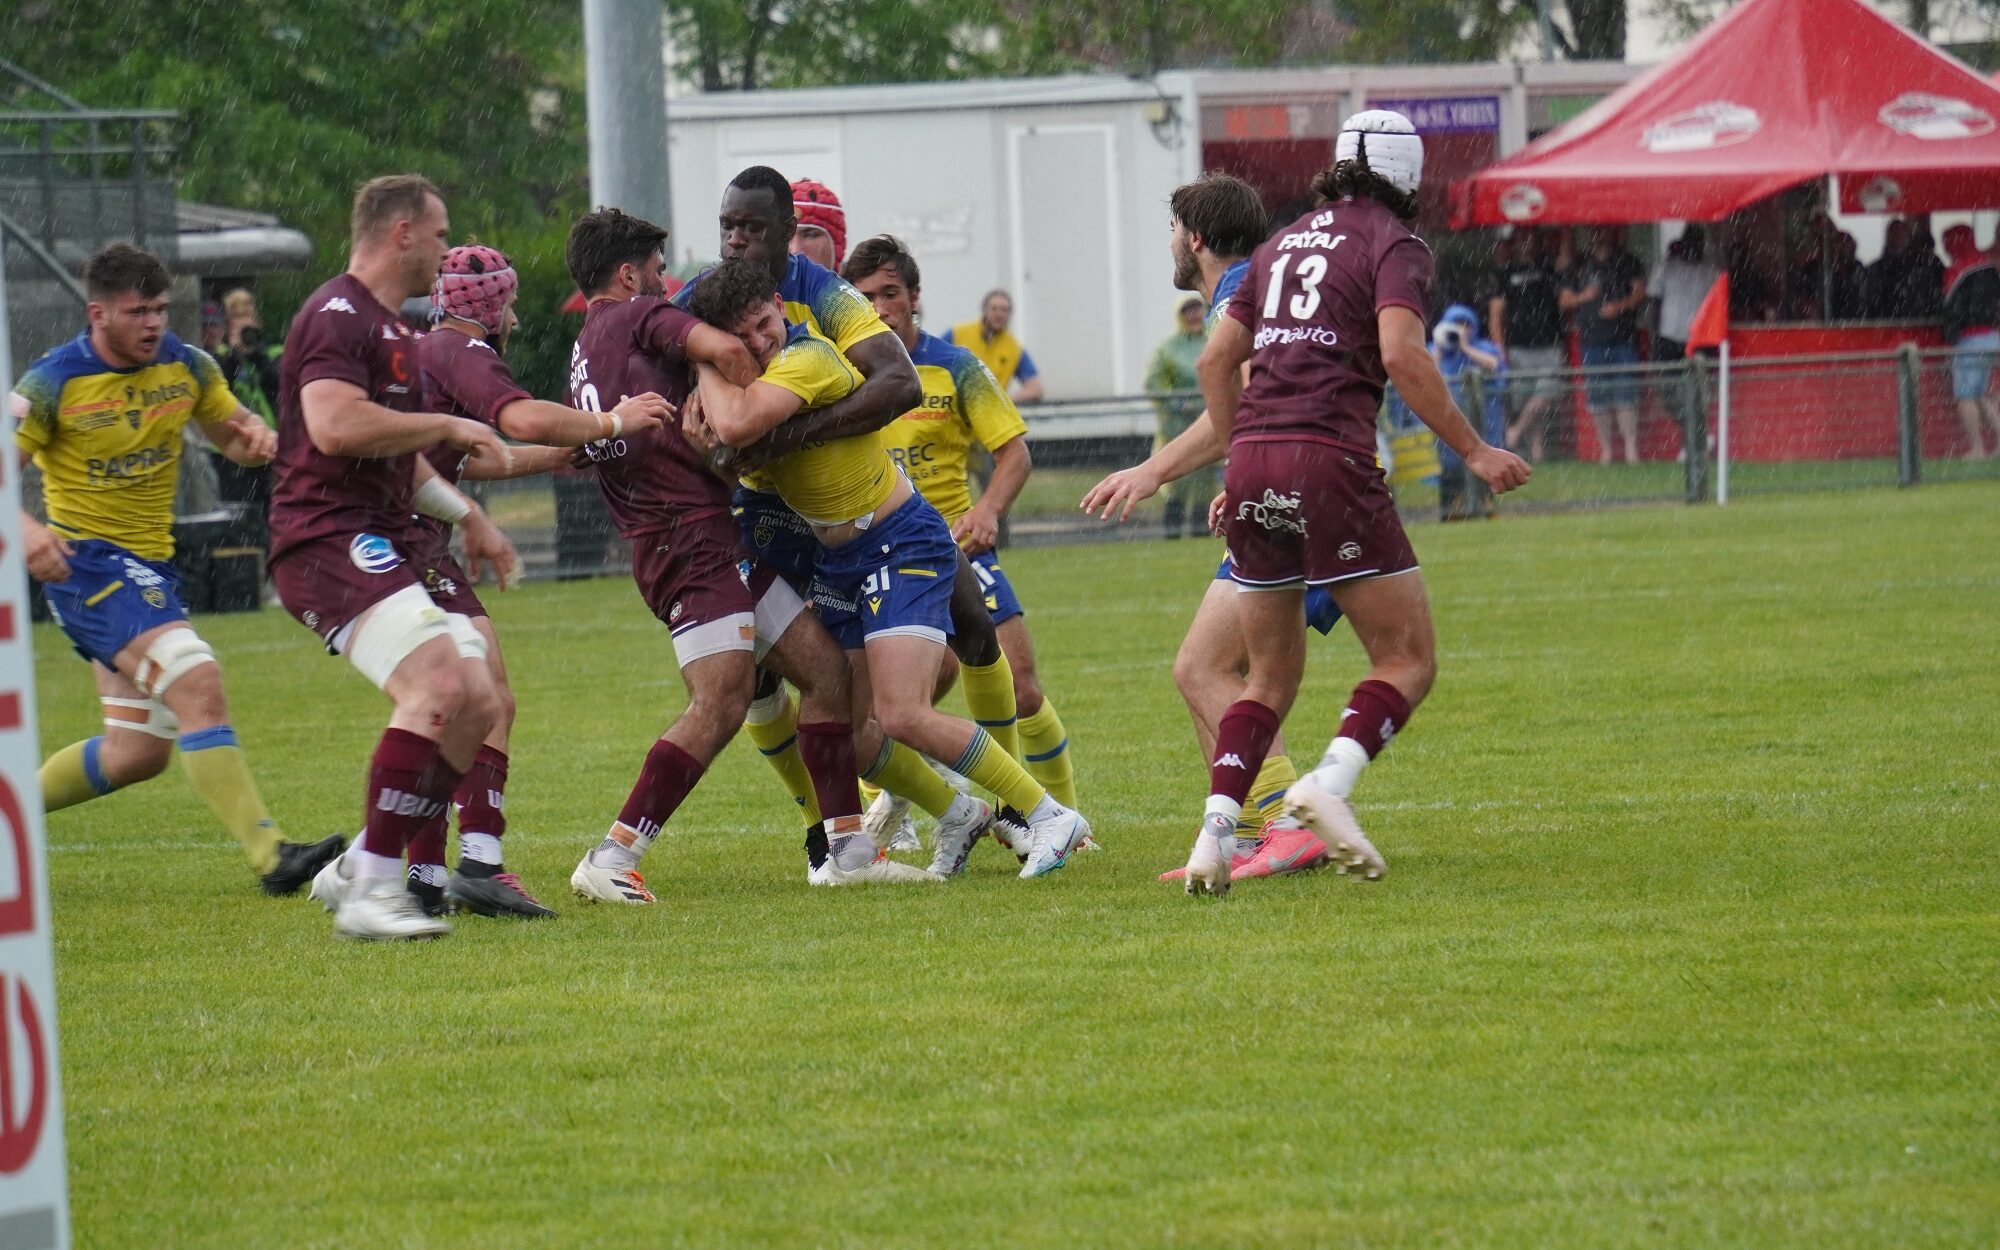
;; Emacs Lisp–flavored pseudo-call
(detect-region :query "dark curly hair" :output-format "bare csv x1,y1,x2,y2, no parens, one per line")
842,234,920,290
1311,162,1420,222
684,257,780,328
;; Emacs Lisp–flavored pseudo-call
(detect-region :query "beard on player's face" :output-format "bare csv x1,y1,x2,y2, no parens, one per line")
1171,234,1201,293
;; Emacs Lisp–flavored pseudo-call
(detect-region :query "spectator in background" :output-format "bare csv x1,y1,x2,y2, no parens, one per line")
1651,226,1722,360
788,178,846,271
1895,218,1946,319
1941,224,2000,457
947,289,1044,403
1143,294,1215,537
205,288,281,520
1561,226,1647,464
216,287,280,424
1865,219,1915,318
1429,304,1506,520
1488,227,1569,461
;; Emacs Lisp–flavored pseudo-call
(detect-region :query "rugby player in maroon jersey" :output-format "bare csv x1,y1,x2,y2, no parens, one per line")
1180,113,1531,895
559,209,928,901
267,175,514,940
408,243,671,917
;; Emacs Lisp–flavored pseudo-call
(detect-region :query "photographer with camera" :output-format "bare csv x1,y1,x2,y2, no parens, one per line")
1427,305,1505,521
208,287,282,548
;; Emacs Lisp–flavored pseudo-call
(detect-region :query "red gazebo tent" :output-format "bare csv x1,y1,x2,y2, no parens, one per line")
1452,0,2000,226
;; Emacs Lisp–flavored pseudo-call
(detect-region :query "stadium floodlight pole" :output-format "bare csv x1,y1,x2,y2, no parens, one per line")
583,0,672,238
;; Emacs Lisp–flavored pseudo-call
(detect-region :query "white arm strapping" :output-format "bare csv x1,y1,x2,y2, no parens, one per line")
412,476,474,525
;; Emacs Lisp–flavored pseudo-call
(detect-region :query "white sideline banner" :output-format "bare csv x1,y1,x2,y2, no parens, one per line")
0,273,70,1249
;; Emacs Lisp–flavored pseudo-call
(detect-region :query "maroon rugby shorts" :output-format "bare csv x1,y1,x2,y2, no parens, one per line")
1222,436,1418,588
271,530,428,649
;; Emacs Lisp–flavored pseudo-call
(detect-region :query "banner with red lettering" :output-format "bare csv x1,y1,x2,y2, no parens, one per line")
0,407,69,1248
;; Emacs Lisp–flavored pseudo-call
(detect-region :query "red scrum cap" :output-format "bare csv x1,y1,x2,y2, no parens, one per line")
432,244,517,335
791,179,846,265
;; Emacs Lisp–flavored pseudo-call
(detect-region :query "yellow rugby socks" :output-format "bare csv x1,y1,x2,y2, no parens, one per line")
1016,700,1077,809
40,737,116,812
959,656,1021,762
179,726,283,874
951,727,1047,816
864,740,958,818
745,684,820,825
1241,754,1297,836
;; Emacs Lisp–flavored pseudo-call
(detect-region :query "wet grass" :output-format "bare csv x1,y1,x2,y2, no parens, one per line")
39,482,2000,1248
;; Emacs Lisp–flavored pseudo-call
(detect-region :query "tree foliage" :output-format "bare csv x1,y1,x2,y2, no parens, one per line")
13,0,588,395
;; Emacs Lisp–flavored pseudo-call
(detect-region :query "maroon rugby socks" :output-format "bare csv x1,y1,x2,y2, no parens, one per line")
451,746,510,875
794,721,862,823
591,738,706,871
1203,700,1282,834
357,728,461,881
1310,678,1412,798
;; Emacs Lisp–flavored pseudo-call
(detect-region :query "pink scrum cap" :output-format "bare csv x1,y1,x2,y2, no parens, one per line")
431,244,517,334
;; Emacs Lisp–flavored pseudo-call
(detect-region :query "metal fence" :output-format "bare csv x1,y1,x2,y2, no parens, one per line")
454,344,2000,582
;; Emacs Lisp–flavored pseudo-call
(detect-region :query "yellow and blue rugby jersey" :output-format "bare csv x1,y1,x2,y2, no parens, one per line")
678,253,891,359
756,322,894,526
11,331,237,559
882,331,1027,524
679,253,894,493
1207,260,1250,335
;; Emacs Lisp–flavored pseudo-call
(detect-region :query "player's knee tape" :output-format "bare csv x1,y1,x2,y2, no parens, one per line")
340,584,455,691
445,613,488,662
132,628,215,699
101,696,179,740
753,578,806,660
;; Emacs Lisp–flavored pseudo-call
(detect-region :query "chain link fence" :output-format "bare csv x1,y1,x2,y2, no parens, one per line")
145,345,2000,594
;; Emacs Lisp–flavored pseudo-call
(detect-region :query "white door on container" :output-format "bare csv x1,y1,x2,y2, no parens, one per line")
1007,123,1124,399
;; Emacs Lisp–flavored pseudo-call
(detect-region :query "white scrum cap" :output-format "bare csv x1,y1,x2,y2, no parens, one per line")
1336,110,1424,195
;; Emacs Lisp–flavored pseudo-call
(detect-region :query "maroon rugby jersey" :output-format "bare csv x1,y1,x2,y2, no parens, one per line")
1224,196,1434,455
567,295,722,537
418,326,529,487
269,273,426,563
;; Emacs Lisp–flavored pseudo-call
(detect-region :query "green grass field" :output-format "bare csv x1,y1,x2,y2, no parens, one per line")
37,484,2000,1249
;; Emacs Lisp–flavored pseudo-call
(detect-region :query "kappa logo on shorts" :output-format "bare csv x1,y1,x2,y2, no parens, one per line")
349,533,404,574
1236,489,1307,535
1338,541,1362,561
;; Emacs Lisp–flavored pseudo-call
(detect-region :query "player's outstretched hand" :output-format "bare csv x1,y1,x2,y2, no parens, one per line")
23,519,72,583
1207,490,1229,537
459,510,522,591
446,416,513,478
612,391,671,435
1079,464,1162,522
1466,444,1532,494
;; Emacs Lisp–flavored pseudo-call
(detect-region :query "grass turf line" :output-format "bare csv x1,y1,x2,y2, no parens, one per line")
37,483,2000,1248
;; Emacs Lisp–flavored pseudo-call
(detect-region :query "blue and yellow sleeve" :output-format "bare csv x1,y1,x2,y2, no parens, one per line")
953,352,1027,452
803,269,894,358
10,365,59,455
185,346,240,426
1014,349,1039,382
761,338,862,410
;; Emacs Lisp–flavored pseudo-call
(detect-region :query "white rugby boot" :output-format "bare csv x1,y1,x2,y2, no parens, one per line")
334,878,450,940
569,848,658,904
927,794,993,878
309,850,357,913
1283,775,1387,881
864,789,920,853
825,828,942,884
1018,800,1090,879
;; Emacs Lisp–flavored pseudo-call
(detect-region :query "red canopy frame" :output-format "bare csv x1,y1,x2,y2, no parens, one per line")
1452,0,2000,227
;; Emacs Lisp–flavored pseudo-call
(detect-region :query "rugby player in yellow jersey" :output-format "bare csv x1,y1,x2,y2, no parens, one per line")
683,260,1092,879
843,236,1083,844
10,244,344,893
678,168,1032,857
